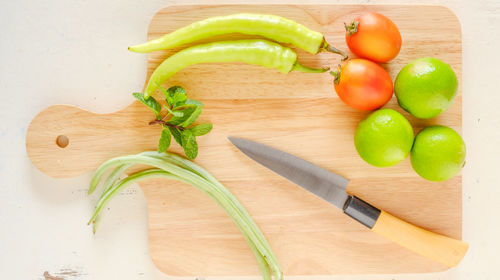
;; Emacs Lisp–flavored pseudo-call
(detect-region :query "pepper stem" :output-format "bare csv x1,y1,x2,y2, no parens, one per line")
321,41,348,61
292,62,329,73
345,20,359,36
330,65,342,84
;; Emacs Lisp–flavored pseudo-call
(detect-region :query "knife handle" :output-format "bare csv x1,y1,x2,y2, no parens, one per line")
344,196,468,267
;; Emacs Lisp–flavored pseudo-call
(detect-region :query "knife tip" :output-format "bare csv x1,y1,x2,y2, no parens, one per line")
227,136,246,148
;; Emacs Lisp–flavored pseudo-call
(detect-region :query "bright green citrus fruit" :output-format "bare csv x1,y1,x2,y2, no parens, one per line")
354,109,414,167
411,125,466,181
394,57,458,119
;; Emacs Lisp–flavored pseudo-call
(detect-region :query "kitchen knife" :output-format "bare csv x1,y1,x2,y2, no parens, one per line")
228,137,468,267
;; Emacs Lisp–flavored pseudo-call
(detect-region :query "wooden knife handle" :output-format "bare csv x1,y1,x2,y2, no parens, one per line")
371,210,468,268
343,196,468,267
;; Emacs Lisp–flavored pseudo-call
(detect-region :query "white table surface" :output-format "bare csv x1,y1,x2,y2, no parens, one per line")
1,0,499,279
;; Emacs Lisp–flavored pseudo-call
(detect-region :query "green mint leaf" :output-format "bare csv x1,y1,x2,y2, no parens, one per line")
190,123,213,136
184,99,203,106
181,130,198,159
165,106,183,117
169,126,182,145
160,87,174,107
161,86,187,108
167,86,186,96
133,92,161,118
157,127,171,153
172,94,187,108
168,105,197,125
179,105,202,127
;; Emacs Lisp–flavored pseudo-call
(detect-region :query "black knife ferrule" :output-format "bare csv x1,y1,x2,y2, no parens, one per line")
343,196,381,228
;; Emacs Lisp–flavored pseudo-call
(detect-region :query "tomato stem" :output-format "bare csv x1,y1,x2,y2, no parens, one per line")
345,20,359,36
330,65,342,84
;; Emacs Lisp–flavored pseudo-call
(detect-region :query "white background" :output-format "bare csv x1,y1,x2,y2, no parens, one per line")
1,0,499,279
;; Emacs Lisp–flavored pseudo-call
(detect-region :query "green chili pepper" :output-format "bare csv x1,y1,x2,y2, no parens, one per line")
129,13,346,59
144,39,328,98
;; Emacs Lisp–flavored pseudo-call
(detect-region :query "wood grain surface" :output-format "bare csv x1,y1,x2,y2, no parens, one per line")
26,4,463,277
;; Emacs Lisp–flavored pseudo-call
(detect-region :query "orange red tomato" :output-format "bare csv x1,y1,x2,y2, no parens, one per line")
345,12,402,63
332,59,393,111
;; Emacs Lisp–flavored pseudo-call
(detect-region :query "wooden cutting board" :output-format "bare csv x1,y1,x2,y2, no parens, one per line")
26,4,463,277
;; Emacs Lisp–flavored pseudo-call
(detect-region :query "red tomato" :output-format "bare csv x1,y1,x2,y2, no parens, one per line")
332,59,393,111
345,12,402,63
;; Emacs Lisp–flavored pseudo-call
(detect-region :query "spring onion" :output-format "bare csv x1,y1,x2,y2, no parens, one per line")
88,151,282,280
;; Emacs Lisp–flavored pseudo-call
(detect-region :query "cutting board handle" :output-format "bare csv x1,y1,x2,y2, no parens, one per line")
26,102,158,178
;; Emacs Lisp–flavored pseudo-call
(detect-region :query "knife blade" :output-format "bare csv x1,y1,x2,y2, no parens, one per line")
228,137,468,267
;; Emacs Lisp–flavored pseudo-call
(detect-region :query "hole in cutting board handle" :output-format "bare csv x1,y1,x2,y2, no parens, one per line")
56,135,69,148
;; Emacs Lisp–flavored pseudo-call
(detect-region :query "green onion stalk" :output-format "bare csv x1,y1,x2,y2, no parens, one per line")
88,151,282,280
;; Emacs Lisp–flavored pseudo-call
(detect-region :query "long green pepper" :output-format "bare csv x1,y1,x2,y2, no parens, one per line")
129,13,346,57
144,39,328,98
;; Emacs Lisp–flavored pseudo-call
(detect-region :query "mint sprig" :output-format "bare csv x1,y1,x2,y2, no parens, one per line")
133,86,212,159
133,92,161,119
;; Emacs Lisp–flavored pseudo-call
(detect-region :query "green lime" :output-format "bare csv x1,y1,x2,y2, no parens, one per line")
395,57,458,119
411,125,466,181
354,109,414,167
